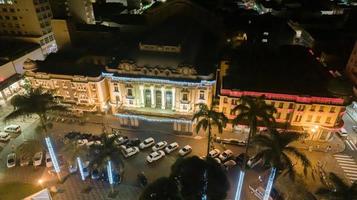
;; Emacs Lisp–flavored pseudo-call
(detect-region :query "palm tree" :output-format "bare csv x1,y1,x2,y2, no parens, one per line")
253,129,311,199
4,87,66,138
232,95,276,168
316,172,357,200
61,140,88,168
192,103,228,157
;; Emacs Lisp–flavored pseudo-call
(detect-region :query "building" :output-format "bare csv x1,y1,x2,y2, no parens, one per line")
0,0,57,54
346,41,357,96
218,45,347,141
51,19,72,50
0,40,45,104
49,0,95,24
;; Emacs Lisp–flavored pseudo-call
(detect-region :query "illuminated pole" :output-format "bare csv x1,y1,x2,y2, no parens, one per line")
235,170,245,200
77,157,85,181
263,168,277,200
107,160,114,192
201,169,208,200
45,137,61,181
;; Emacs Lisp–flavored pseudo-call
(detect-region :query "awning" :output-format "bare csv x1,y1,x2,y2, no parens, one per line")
23,189,52,200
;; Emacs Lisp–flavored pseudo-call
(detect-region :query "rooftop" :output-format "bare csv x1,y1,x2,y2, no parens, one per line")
34,50,105,77
0,40,40,65
223,45,341,98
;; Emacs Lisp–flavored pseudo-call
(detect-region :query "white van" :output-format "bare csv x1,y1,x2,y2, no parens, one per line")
0,132,11,142
4,125,21,133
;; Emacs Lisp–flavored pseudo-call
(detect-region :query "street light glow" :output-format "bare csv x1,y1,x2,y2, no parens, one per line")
263,168,277,200
107,160,114,185
45,137,60,173
77,157,85,181
235,170,245,200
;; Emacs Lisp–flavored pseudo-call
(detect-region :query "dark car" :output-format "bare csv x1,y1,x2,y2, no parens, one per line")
126,138,141,147
235,153,248,167
91,169,100,180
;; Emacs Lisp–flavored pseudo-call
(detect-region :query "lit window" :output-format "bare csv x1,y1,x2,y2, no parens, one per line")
319,106,324,112
330,107,335,113
278,102,283,108
288,103,293,109
310,105,316,111
326,117,331,124
223,97,228,103
286,113,291,120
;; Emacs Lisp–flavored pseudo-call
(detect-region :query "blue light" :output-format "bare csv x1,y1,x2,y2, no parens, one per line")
102,72,216,87
235,171,245,200
45,137,60,173
263,168,276,200
115,113,192,124
77,157,85,181
107,160,114,185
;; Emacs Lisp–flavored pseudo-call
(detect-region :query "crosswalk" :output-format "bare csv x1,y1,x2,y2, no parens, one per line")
345,139,357,151
334,154,357,183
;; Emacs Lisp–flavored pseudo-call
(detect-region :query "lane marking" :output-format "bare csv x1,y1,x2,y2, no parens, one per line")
345,140,355,151
334,154,351,158
336,160,357,164
341,166,357,170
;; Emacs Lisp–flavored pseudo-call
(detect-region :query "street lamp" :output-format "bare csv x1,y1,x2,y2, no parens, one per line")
38,179,43,189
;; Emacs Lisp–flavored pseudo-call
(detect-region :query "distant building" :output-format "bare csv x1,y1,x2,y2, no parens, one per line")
0,0,57,55
49,0,95,24
0,40,45,104
218,45,346,141
51,19,72,50
346,41,357,96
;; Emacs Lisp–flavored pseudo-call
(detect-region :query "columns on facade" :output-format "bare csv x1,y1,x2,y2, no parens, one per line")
172,87,176,110
161,87,165,109
150,86,155,108
139,85,144,107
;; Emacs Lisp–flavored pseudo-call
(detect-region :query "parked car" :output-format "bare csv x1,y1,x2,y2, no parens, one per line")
87,140,102,146
219,149,233,161
353,126,357,133
7,153,16,168
146,150,165,163
82,161,90,178
68,162,78,173
179,145,192,156
33,151,43,167
336,128,348,137
77,139,88,146
139,137,155,149
152,141,168,151
0,132,11,142
115,136,129,145
247,156,262,168
208,149,221,158
214,157,221,164
122,146,140,158
20,155,30,166
126,138,141,147
165,142,179,154
215,137,246,146
223,160,237,170
45,152,53,168
235,153,248,167
91,168,100,180
4,125,21,133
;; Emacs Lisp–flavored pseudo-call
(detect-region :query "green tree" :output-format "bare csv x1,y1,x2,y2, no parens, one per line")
4,87,66,138
253,129,311,199
232,96,276,168
316,173,357,200
139,177,182,200
192,103,228,156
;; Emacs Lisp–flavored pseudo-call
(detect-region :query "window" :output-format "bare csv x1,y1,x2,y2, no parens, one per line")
223,98,228,103
330,107,335,113
129,100,133,105
12,16,17,20
271,101,275,106
199,90,205,100
2,8,7,12
294,115,302,122
127,88,133,96
276,112,281,119
286,113,291,120
315,116,321,123
182,93,188,101
222,107,226,114
288,103,293,109
278,102,283,108
114,84,119,92
115,96,120,103
9,8,14,12
230,109,235,115
306,115,312,122
310,105,316,111
325,117,331,124
319,106,324,112
5,16,10,20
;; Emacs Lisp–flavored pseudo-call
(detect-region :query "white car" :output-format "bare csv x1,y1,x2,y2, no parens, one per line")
179,145,192,157
214,157,221,164
208,149,221,158
77,139,88,146
45,152,53,168
0,132,11,142
4,124,21,133
122,146,140,158
68,163,78,173
33,151,43,167
86,140,101,146
146,150,165,163
7,153,16,168
219,149,233,161
152,141,168,151
139,137,155,149
115,136,129,145
165,142,179,154
223,160,237,170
